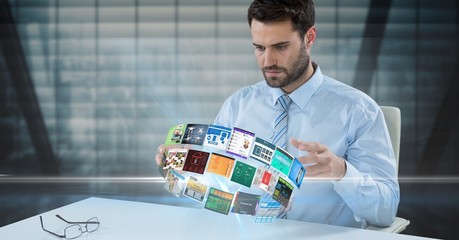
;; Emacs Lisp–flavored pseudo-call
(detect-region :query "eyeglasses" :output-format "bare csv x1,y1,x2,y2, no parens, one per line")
40,214,100,239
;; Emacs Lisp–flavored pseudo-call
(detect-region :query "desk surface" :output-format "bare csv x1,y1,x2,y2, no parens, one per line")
0,197,434,240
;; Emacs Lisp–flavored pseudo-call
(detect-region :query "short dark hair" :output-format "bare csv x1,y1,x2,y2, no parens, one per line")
247,0,315,41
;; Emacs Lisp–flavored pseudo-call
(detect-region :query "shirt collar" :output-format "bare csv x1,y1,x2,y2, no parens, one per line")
270,63,324,110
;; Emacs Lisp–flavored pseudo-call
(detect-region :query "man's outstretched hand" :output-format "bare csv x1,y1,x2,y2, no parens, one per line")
290,138,346,181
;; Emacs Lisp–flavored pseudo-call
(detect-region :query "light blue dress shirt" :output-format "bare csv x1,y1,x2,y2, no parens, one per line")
214,65,400,228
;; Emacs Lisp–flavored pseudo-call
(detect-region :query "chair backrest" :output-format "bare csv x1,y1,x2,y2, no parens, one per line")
380,106,401,172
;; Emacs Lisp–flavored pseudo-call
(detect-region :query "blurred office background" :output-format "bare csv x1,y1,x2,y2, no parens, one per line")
0,0,458,239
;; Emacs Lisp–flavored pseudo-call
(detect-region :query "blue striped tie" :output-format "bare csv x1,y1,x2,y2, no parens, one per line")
272,94,291,149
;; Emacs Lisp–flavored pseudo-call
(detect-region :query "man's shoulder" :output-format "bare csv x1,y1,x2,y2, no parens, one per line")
228,81,269,99
320,76,379,112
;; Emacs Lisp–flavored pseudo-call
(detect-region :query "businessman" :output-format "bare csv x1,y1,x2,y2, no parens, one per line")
156,0,399,228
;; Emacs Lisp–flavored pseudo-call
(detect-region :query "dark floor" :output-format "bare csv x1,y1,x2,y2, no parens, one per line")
0,181,458,239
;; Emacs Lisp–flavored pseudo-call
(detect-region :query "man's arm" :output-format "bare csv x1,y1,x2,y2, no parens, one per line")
336,107,400,227
292,108,400,227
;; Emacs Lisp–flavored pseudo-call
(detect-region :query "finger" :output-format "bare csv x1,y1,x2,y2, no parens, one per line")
305,164,329,177
155,143,192,166
157,144,165,153
291,138,325,153
296,155,318,166
304,142,326,153
155,144,166,165
290,138,306,151
155,152,165,166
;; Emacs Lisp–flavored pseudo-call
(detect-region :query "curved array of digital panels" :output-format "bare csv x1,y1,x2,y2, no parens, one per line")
158,124,306,222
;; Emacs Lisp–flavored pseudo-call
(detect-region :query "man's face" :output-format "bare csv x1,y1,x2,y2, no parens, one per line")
250,19,312,93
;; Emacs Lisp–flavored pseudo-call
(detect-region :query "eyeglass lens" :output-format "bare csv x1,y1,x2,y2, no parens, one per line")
64,225,82,239
63,217,99,239
86,217,100,232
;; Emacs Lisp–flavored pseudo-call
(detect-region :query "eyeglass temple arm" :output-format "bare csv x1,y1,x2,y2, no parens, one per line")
40,216,66,238
56,214,99,224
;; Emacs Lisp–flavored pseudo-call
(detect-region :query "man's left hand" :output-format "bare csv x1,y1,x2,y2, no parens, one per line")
290,138,346,181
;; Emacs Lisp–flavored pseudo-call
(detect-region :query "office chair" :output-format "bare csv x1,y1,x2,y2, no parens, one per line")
365,106,410,233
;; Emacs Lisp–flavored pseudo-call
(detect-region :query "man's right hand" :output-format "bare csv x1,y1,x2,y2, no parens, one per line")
155,144,166,166
155,144,191,166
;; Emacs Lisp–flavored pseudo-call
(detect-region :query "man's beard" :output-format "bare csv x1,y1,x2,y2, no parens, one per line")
262,44,310,89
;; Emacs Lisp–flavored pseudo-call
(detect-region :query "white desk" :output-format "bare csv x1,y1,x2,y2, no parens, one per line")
0,197,434,240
